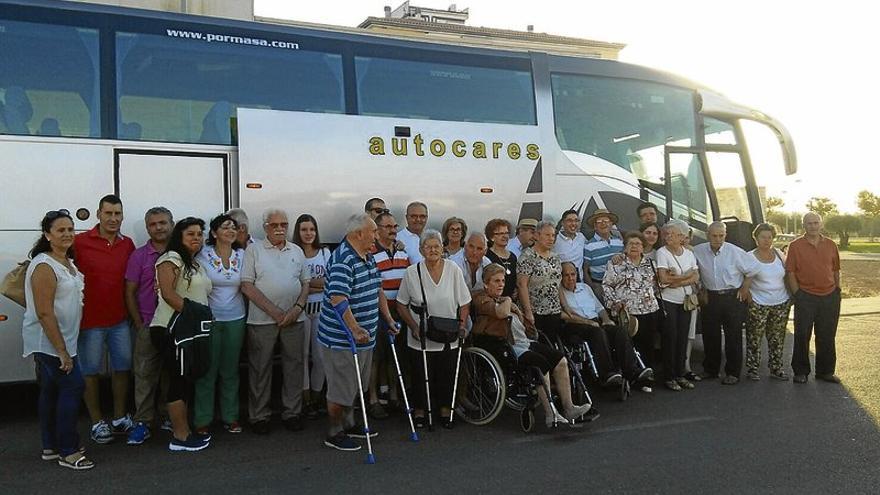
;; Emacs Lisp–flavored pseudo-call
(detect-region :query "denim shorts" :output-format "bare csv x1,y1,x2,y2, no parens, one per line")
77,320,133,375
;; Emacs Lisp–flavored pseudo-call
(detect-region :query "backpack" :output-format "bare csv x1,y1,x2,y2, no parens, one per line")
1,260,30,307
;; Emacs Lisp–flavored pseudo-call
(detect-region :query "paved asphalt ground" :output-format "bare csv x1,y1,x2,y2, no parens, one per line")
2,319,879,494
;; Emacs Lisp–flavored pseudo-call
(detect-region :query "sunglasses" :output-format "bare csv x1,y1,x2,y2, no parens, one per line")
44,209,70,220
371,207,390,215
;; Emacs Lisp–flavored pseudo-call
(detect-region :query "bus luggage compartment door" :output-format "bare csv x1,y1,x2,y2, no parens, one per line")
114,150,229,245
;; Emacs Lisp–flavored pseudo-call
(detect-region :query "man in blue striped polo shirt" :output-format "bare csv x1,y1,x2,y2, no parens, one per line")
318,213,399,451
583,209,624,291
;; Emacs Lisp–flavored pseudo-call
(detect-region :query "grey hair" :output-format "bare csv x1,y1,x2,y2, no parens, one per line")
664,219,690,236
535,220,556,233
144,206,173,223
226,208,249,227
262,208,288,224
345,213,372,234
406,201,428,214
465,231,487,245
419,229,443,249
707,221,727,232
803,211,821,223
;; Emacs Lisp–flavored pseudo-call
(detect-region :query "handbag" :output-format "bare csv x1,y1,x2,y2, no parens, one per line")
672,252,700,312
0,260,30,308
618,307,639,337
416,263,460,344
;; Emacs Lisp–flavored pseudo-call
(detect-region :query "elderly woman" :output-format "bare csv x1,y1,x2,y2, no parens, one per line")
193,214,247,434
23,210,91,469
484,218,517,297
473,264,591,428
639,222,662,260
152,217,213,451
740,223,791,381
602,231,662,383
654,219,700,391
441,217,467,258
396,229,471,429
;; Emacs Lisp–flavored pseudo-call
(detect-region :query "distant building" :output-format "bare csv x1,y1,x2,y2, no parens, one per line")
64,0,254,20
385,1,469,24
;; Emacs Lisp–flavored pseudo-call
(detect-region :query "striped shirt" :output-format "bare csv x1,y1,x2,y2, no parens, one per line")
583,232,624,282
318,239,381,350
370,241,410,302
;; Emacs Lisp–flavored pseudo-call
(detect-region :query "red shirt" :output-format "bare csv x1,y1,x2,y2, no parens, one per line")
785,235,840,296
74,225,135,329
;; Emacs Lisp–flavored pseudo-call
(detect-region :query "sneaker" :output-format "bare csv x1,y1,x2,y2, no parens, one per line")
127,422,151,445
160,418,173,432
283,415,305,432
111,414,135,435
90,420,114,444
224,421,243,434
603,373,624,387
324,432,361,452
344,425,378,439
636,367,655,382
168,434,210,452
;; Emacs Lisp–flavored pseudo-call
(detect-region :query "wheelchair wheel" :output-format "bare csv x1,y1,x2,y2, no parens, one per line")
520,408,535,433
458,347,506,425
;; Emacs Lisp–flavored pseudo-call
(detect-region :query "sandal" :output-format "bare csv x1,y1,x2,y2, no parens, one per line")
664,380,682,391
684,372,702,382
57,452,95,471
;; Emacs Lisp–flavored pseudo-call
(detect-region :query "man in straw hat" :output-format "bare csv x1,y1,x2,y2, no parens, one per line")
508,218,538,258
583,209,624,290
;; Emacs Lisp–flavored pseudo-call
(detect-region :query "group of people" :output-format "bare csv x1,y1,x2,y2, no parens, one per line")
21,194,842,470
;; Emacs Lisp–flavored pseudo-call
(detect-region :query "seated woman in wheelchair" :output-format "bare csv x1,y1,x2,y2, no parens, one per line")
559,262,654,388
472,263,592,427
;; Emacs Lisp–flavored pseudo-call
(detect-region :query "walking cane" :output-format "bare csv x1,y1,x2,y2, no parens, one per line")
331,300,375,464
388,329,419,442
448,336,464,425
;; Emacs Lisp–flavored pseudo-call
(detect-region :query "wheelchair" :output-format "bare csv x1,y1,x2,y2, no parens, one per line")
455,333,586,432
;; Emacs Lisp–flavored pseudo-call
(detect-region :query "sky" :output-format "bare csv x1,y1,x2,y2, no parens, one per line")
256,0,880,213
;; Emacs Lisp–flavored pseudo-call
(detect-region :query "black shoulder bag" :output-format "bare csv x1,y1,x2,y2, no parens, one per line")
416,262,460,345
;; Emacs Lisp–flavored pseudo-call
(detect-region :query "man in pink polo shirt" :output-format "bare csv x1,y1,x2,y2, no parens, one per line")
74,194,136,444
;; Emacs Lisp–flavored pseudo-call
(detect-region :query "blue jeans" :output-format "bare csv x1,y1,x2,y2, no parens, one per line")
35,353,85,456
77,320,133,375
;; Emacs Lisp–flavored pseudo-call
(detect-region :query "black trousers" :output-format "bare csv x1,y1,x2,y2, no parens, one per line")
633,310,663,371
702,293,747,378
792,289,841,376
407,346,457,414
661,302,690,381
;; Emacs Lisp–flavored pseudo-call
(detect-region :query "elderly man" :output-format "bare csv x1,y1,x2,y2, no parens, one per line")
692,221,759,384
398,201,428,264
366,212,410,418
318,214,399,451
124,206,173,445
583,209,624,287
560,262,652,387
450,232,492,292
241,208,311,434
554,209,587,282
508,218,538,258
786,213,842,384
637,202,661,226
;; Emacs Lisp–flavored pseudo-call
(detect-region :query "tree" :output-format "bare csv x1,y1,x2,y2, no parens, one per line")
765,196,785,216
805,197,839,218
857,190,880,240
825,214,861,248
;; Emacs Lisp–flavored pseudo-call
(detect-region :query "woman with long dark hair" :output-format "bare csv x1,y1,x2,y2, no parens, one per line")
292,213,331,418
194,214,246,434
23,209,92,469
150,217,213,451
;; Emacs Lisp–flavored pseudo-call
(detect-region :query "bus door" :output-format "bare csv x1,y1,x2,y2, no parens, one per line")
114,149,229,245
701,117,762,250
662,147,711,240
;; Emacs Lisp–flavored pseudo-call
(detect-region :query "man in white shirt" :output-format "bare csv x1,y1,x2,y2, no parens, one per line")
692,221,759,384
508,218,537,258
398,201,428,265
451,232,491,292
554,209,587,281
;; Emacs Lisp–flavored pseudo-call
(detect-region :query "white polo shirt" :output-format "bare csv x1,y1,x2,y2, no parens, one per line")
563,282,605,320
554,231,586,277
241,239,310,325
449,250,491,291
692,241,759,292
398,227,423,265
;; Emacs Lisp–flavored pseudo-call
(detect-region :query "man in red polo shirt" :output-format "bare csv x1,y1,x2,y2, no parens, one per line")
74,194,136,444
786,212,842,384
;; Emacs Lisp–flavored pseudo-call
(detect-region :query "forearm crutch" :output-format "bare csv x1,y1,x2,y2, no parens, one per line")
332,300,375,464
388,331,419,442
419,324,434,431
448,337,464,424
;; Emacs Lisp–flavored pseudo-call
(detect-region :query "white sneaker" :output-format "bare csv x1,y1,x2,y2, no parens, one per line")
90,420,114,444
111,413,135,434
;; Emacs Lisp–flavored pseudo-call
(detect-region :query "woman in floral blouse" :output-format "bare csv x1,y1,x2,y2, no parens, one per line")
194,213,247,434
516,221,566,340
602,231,663,372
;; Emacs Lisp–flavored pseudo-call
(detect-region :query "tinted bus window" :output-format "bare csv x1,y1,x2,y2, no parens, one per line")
0,19,100,138
356,56,535,125
116,31,344,144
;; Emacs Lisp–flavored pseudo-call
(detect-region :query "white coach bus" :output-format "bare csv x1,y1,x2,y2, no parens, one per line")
0,0,796,383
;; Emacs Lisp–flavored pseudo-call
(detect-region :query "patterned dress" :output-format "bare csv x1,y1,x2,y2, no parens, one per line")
517,247,562,316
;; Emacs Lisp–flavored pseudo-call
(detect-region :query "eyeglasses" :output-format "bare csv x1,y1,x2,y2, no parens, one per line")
493,231,510,236
371,208,390,215
266,222,289,230
44,209,70,220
